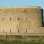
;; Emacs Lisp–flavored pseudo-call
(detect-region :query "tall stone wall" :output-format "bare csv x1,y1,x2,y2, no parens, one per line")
0,8,42,34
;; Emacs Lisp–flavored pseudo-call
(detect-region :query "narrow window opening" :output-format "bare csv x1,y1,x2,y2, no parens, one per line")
18,28,19,32
10,17,12,21
10,28,11,32
26,28,27,32
17,17,20,21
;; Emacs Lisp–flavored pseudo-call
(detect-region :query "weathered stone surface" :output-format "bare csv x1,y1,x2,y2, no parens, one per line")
0,7,43,35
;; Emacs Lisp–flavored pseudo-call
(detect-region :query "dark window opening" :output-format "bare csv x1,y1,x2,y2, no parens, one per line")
10,17,12,21
10,28,11,32
26,28,27,32
17,17,20,21
18,29,19,32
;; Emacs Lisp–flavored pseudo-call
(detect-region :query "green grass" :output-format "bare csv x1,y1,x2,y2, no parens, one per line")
0,39,44,44
0,35,44,44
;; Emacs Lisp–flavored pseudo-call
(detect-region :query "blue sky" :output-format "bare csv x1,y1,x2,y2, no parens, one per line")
0,0,43,8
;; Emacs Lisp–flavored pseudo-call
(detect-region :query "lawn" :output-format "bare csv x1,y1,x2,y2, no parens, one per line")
0,35,44,44
0,38,44,44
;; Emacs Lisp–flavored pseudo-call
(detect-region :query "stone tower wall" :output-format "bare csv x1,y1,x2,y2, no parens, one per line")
0,8,42,34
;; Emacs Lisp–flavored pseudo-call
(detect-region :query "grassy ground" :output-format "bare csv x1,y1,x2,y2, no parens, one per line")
0,39,44,44
0,35,44,44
